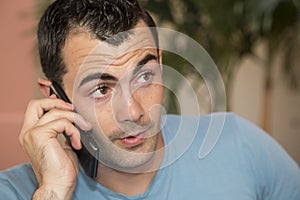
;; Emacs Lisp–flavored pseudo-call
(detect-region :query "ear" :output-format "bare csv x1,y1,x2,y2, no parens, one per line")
38,78,52,97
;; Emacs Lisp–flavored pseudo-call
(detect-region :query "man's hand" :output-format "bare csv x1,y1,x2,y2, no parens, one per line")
19,95,92,200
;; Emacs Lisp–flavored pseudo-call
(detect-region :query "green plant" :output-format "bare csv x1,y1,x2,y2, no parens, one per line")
141,0,300,131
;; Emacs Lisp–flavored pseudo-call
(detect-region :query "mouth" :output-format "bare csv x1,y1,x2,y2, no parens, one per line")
117,132,146,148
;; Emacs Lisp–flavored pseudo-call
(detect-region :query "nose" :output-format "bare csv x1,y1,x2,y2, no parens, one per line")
114,92,144,123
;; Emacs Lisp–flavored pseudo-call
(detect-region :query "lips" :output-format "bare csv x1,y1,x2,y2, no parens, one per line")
118,132,145,148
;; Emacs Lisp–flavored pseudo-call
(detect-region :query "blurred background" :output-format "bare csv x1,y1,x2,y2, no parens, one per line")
1,0,300,170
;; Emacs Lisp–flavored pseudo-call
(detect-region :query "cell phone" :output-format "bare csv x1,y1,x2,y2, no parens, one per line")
50,81,99,179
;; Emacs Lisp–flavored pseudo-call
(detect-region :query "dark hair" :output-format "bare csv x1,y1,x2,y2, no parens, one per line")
38,0,158,86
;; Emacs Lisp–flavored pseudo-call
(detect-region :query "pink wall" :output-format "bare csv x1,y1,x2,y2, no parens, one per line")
0,0,36,170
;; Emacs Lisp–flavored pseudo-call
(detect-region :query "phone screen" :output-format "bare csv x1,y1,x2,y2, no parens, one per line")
50,81,99,178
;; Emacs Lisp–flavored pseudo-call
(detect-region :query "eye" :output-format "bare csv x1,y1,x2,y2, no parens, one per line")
136,71,154,84
90,85,112,100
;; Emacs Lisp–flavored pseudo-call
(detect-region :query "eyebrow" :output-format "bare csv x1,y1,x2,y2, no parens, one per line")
78,53,158,88
78,73,117,88
133,53,158,75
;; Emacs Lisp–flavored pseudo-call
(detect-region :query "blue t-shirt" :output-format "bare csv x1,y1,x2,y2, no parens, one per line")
1,113,300,199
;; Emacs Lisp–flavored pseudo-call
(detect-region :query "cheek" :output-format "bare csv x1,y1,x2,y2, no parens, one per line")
136,84,163,116
154,84,163,102
150,85,164,115
74,98,114,133
93,105,116,134
143,84,163,104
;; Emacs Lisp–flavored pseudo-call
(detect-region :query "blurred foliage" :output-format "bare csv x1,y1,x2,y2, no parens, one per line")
140,0,300,113
36,0,55,18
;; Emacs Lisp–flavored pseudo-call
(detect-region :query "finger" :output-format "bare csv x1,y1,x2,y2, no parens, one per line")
45,119,83,150
23,119,82,150
49,94,57,99
35,109,92,132
62,141,79,175
22,98,73,131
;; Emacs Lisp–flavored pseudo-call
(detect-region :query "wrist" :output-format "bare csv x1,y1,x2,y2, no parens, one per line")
32,184,75,200
32,187,59,200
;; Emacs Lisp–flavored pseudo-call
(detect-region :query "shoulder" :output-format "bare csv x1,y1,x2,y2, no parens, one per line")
0,163,37,199
189,112,299,168
162,113,300,199
165,113,300,199
162,112,296,155
214,113,300,199
162,112,257,155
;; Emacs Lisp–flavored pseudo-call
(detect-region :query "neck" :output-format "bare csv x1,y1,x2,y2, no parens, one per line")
95,132,164,196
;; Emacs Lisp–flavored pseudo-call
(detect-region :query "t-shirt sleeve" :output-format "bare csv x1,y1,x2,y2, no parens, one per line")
0,178,21,199
234,114,300,200
0,164,37,199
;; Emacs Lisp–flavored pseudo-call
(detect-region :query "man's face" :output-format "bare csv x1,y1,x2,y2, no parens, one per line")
62,21,164,172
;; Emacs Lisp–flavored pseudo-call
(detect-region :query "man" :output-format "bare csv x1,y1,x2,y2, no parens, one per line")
0,0,299,199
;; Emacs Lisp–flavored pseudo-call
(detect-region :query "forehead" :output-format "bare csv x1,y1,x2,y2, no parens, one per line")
62,21,157,87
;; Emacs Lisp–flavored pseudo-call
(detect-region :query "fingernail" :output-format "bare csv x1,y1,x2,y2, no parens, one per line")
62,102,73,110
66,103,73,109
49,94,56,98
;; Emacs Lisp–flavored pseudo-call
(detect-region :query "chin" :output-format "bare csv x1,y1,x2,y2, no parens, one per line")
99,136,158,173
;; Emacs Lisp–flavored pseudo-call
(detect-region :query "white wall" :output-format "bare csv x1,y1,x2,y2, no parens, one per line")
231,42,300,164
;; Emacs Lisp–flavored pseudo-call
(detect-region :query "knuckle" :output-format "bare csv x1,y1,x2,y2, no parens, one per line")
27,99,39,108
62,119,76,131
48,109,71,119
19,128,35,147
24,127,38,141
44,108,58,116
60,118,71,124
55,118,73,131
44,110,67,122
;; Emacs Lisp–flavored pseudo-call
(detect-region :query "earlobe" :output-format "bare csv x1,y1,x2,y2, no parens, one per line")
38,78,52,97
